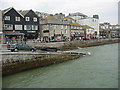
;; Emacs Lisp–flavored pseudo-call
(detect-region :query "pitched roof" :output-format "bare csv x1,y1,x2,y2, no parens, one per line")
40,16,68,25
63,17,75,20
3,7,13,14
3,7,24,17
43,16,58,21
40,20,68,25
82,25,92,29
69,23,83,27
69,23,92,29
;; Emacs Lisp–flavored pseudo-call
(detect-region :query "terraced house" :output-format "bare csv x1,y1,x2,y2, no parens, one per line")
62,17,85,40
2,7,39,43
40,15,70,42
2,7,25,43
18,9,39,39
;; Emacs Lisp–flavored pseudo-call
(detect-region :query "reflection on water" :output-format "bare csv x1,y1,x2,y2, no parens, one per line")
2,43,118,88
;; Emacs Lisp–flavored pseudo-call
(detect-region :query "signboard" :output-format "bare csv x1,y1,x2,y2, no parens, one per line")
27,31,36,33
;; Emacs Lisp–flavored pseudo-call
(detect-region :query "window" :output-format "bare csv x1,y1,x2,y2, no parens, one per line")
54,25,57,29
61,25,64,29
71,26,74,29
4,16,10,20
77,27,79,29
15,25,22,30
25,17,30,21
24,25,31,30
33,17,37,22
15,17,20,21
80,27,82,29
4,24,13,30
65,26,68,29
65,29,67,34
32,25,38,30
24,25,38,30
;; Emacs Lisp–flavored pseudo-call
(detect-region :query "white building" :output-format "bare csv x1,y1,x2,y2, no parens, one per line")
68,12,99,37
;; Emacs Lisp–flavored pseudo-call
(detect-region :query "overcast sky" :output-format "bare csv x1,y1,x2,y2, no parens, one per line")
0,0,119,24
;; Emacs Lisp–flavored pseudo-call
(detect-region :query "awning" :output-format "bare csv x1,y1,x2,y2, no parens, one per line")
4,33,25,35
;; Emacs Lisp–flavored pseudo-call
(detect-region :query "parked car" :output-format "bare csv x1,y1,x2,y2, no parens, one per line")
39,47,58,52
82,37,90,40
9,43,36,52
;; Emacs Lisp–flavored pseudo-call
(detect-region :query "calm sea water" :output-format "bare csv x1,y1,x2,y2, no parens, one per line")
2,43,118,88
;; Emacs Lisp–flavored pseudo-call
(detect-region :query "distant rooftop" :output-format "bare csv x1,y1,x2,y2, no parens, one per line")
18,10,31,16
69,12,88,17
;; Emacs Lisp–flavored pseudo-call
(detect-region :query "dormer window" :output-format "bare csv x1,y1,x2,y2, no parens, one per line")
4,16,10,20
33,17,37,22
15,17,20,21
25,17,30,21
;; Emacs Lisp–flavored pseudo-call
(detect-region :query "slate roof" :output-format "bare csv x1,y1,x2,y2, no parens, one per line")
43,16,58,21
40,16,68,25
40,20,68,25
3,7,24,17
3,7,13,14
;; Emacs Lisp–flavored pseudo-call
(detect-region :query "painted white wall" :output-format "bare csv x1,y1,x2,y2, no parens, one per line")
69,15,99,36
78,17,99,36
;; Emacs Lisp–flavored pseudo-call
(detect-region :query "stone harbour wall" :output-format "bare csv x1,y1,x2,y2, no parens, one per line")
2,53,83,76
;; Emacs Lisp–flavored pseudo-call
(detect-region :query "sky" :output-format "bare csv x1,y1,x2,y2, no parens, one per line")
0,0,119,24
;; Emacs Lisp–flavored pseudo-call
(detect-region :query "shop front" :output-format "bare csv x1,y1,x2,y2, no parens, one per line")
4,31,25,44
26,31,38,39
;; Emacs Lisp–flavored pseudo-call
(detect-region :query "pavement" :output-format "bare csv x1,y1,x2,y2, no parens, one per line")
0,48,65,55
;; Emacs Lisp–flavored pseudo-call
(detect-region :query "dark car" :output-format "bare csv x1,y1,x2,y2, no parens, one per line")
82,37,90,40
39,47,58,52
9,43,36,52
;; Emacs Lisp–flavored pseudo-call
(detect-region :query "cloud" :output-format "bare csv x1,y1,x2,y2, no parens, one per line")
0,0,119,24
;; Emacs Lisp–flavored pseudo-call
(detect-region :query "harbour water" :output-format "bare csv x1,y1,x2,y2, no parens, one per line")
2,43,118,88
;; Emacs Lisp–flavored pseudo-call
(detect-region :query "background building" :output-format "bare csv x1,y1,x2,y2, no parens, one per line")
54,13,65,21
40,15,70,42
35,11,50,20
68,12,99,37
99,22,120,38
